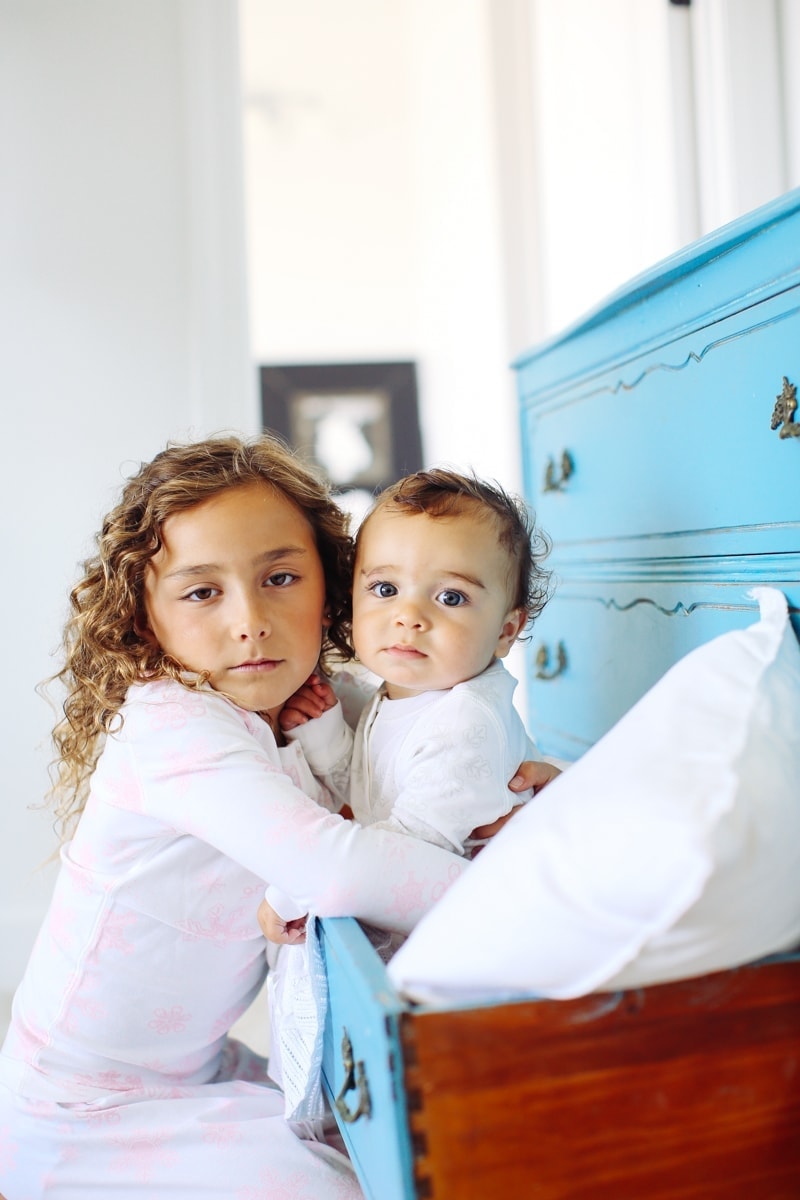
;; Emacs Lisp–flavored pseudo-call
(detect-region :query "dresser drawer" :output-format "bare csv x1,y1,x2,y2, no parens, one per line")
319,918,413,1199
527,574,800,760
522,285,800,552
319,918,800,1199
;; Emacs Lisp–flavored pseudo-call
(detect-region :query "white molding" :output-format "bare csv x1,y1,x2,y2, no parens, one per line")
691,0,788,233
778,0,800,189
486,0,546,357
178,0,258,435
667,2,702,248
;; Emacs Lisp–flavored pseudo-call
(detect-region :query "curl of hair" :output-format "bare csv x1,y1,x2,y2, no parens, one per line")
47,433,353,839
357,468,552,631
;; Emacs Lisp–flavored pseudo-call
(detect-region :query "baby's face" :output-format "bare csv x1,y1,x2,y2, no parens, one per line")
352,507,525,700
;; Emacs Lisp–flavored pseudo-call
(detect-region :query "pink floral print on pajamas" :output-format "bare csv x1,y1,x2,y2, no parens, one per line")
1,679,464,1198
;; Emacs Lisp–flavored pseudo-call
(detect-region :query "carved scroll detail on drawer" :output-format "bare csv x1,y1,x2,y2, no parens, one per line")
770,376,800,438
334,1027,372,1124
535,641,568,680
543,450,574,492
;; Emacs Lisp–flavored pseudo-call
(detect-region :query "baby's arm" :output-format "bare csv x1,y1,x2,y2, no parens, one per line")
280,673,355,811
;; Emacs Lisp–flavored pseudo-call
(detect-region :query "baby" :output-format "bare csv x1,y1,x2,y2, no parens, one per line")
263,469,554,1117
279,467,553,857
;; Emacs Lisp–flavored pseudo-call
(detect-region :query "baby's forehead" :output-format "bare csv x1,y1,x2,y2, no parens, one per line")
358,501,512,567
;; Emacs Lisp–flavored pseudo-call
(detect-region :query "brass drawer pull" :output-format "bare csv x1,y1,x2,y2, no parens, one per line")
535,641,568,680
543,449,575,491
770,376,800,439
334,1027,372,1124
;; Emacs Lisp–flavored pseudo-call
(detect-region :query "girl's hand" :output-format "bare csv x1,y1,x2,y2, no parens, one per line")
279,673,337,732
257,898,308,944
469,760,562,850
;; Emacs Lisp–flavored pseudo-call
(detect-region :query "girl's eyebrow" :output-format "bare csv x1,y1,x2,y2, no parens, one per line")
164,546,309,581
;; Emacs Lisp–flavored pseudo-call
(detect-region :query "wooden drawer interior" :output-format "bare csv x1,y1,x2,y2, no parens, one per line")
398,957,800,1199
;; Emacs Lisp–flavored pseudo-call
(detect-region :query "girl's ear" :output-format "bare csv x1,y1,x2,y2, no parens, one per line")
494,608,527,659
133,611,158,646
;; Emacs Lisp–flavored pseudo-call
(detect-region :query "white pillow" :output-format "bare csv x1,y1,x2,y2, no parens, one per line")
387,587,800,1002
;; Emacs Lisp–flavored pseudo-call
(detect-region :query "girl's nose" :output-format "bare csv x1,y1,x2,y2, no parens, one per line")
235,596,270,641
238,625,267,641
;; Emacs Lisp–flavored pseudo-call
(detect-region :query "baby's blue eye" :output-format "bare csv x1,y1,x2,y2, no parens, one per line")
437,589,467,607
371,581,397,599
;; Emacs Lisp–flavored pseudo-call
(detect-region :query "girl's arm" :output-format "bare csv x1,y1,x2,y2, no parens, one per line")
114,684,465,935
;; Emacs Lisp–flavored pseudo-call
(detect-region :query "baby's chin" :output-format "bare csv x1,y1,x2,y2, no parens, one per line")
383,672,473,701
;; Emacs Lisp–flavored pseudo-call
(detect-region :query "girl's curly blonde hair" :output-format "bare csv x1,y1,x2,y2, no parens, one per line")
48,433,353,839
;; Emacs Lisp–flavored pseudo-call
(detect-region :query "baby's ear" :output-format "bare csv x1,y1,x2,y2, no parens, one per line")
494,608,527,659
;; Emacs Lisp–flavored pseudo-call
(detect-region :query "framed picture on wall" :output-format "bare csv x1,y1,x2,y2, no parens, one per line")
260,361,423,518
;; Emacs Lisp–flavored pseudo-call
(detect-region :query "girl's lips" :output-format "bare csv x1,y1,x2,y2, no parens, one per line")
231,659,281,672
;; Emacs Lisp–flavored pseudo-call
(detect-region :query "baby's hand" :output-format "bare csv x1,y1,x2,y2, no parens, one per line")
279,673,337,732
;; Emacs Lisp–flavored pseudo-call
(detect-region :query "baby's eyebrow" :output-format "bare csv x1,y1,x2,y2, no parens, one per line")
359,563,486,590
439,571,487,590
359,563,397,577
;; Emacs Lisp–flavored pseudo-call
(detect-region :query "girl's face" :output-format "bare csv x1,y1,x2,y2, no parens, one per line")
143,482,327,727
352,506,526,699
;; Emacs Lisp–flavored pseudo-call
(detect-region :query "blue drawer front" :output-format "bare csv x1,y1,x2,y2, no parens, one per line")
521,287,800,552
318,919,414,1200
526,577,800,760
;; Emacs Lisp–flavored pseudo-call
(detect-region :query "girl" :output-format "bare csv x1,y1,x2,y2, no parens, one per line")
0,434,475,1199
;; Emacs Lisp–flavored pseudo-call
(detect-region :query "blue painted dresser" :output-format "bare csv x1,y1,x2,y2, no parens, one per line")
516,188,800,760
319,191,800,1198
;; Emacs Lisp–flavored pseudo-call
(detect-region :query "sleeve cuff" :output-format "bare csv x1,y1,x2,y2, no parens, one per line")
285,700,353,770
264,884,308,922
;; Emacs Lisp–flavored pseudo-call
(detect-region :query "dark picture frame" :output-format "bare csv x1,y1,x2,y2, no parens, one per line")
260,361,423,496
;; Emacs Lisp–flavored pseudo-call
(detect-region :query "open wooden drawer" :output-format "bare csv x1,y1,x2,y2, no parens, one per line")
319,917,800,1199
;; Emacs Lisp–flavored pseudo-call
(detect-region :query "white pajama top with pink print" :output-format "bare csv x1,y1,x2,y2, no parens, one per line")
0,679,464,1199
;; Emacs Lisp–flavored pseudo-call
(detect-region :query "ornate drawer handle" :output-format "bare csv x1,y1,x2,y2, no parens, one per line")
770,376,800,438
334,1027,372,1124
535,641,568,680
543,450,575,492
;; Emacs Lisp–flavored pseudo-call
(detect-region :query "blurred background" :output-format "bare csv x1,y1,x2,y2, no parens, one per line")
2,0,799,999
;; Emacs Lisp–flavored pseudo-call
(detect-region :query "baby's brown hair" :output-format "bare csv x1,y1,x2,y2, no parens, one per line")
356,468,551,624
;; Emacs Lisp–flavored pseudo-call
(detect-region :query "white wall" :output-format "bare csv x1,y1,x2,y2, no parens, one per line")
0,0,254,991
241,0,519,490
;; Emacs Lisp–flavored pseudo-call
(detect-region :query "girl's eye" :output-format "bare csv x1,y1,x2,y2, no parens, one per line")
185,586,219,602
369,581,397,599
266,572,297,588
437,589,467,607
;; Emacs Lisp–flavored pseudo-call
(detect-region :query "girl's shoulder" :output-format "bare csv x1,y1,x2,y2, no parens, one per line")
120,679,267,741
